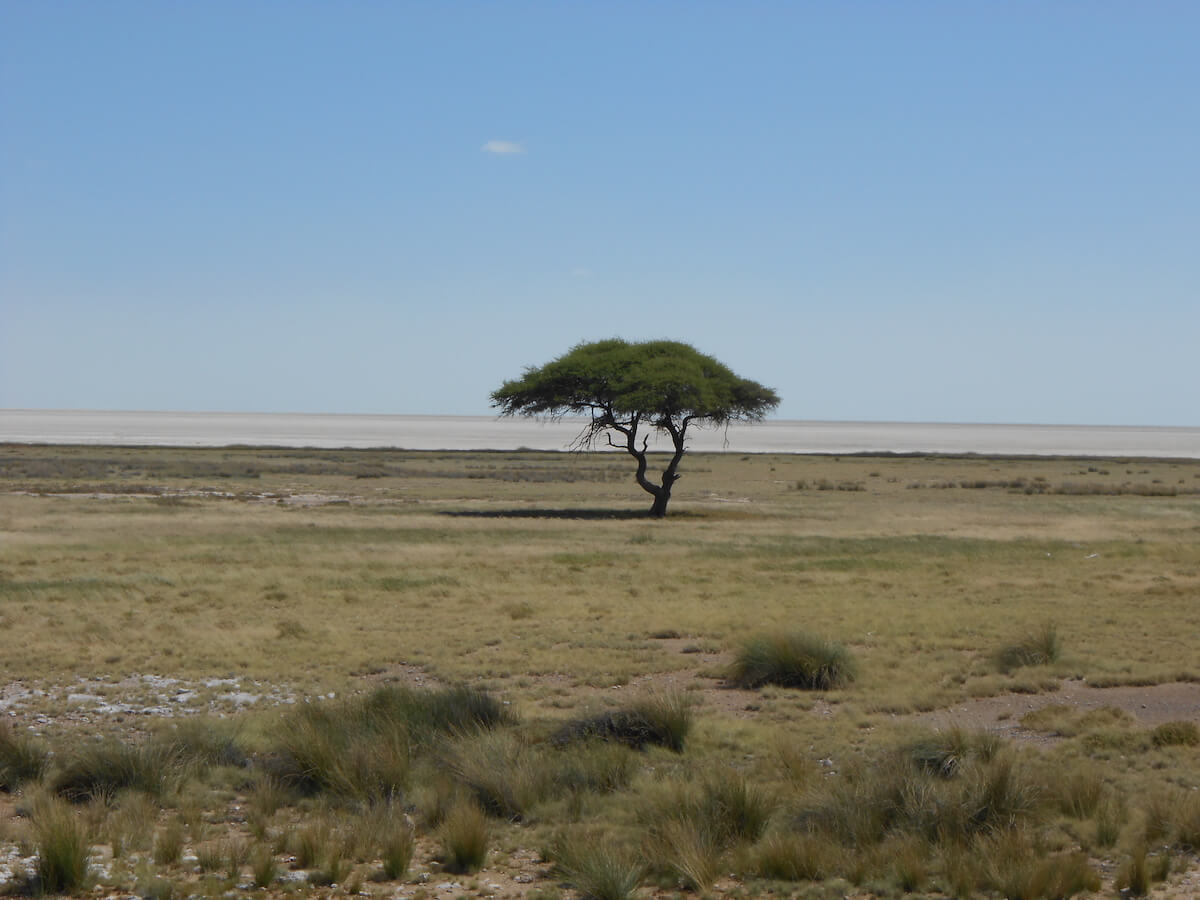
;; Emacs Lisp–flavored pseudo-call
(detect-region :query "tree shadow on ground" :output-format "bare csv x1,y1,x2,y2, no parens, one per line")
439,508,653,520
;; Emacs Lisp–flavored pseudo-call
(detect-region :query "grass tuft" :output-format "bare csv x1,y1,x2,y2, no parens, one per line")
1150,720,1199,748
554,831,643,900
52,738,185,802
153,816,186,865
553,692,693,752
752,831,837,882
0,723,49,791
32,796,92,895
728,632,856,690
996,623,1061,672
442,729,548,820
439,799,489,874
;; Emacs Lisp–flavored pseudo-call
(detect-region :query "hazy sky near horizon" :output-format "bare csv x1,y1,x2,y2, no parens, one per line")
2,3,1197,427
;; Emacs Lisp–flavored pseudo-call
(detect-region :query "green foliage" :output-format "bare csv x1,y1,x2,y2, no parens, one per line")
492,339,779,516
491,339,779,424
728,632,857,690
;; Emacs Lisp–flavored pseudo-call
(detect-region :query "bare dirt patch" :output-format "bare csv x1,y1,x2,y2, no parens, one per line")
912,679,1200,745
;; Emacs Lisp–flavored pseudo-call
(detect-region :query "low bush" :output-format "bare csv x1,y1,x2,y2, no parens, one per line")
727,632,857,690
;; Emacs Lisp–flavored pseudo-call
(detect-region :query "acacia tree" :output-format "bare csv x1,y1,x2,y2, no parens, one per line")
491,339,780,517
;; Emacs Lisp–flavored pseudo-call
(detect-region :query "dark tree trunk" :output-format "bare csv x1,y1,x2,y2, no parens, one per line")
606,410,691,518
649,488,671,518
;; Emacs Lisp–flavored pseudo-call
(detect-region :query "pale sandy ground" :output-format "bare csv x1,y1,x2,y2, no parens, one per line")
3,410,1199,456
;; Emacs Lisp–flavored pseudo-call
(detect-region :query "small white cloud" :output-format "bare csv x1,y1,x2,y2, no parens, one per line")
570,267,594,279
482,140,524,155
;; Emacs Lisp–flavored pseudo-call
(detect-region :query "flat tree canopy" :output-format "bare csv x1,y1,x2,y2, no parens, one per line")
491,339,779,516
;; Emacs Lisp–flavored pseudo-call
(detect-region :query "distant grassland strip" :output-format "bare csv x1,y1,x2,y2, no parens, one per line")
1,445,1198,706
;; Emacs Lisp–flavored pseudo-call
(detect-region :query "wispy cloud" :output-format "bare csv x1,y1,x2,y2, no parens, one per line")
481,140,525,155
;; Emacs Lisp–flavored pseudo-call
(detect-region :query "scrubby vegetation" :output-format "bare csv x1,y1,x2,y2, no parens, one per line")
1,445,1199,897
728,632,857,689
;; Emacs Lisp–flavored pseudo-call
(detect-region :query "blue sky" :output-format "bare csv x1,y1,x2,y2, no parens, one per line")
2,2,1197,426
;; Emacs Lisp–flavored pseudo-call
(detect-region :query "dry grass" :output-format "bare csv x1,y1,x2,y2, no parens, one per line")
1,445,1199,897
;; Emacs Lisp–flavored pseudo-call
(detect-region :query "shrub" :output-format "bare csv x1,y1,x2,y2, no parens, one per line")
996,624,1061,672
0,723,49,791
33,797,92,895
552,692,693,752
554,831,643,900
439,799,489,874
728,632,856,690
1151,720,1200,748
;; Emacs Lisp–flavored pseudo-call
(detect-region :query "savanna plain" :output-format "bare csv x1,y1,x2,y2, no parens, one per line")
2,444,1200,899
